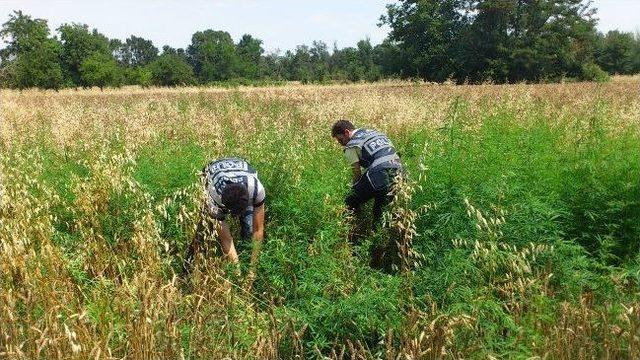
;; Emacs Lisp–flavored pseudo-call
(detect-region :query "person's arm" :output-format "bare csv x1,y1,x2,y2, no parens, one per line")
251,204,264,268
252,204,265,243
246,204,265,288
216,220,239,263
344,147,361,184
351,163,362,185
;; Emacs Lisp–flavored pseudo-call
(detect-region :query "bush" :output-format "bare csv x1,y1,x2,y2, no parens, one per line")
147,53,196,86
80,52,123,89
580,62,610,83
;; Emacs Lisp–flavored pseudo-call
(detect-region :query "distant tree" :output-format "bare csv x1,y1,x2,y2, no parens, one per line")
381,0,469,82
262,50,286,79
633,32,640,73
288,45,313,83
79,52,122,89
161,45,189,61
109,38,123,57
236,34,264,78
136,66,153,87
12,40,63,89
116,35,158,68
595,30,636,75
309,40,330,81
506,0,597,82
372,40,408,78
0,10,49,60
332,47,365,82
356,39,382,81
187,30,238,82
0,11,63,89
381,0,598,83
58,23,112,86
148,53,196,86
455,0,511,83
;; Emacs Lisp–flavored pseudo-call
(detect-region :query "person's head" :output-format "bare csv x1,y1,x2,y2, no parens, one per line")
331,119,355,146
221,182,250,216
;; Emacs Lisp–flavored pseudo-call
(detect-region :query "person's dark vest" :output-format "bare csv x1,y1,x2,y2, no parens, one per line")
345,129,401,172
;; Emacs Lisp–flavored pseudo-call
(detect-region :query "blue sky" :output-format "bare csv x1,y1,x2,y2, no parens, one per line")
0,0,637,52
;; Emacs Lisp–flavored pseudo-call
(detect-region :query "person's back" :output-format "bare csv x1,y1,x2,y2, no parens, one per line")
344,128,402,190
203,157,265,230
184,157,266,282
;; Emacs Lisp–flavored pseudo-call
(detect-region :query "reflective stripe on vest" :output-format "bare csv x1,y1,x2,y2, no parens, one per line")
204,158,260,208
345,129,400,171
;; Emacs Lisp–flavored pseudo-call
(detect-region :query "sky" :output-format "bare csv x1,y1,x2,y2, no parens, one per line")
0,0,637,52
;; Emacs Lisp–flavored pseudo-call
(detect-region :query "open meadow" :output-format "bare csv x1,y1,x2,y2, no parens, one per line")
1,80,640,359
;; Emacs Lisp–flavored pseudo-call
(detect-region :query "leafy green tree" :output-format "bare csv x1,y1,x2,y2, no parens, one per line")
633,32,640,73
187,30,238,82
356,39,382,81
332,47,365,82
148,53,196,86
309,41,330,82
595,30,636,75
262,50,286,79
58,23,112,86
79,52,122,89
373,40,408,78
0,11,63,89
116,35,158,68
12,40,63,89
282,46,313,82
381,0,469,82
0,10,49,60
236,34,264,78
381,0,598,83
135,67,153,87
506,0,597,82
455,0,511,83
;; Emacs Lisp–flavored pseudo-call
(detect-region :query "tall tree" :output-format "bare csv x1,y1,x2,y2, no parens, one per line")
381,0,471,82
356,39,382,81
116,35,158,68
456,0,512,82
373,40,408,78
286,45,313,83
381,0,598,83
58,23,112,86
236,34,264,78
506,0,597,82
262,50,286,79
0,11,63,89
633,32,640,74
187,30,238,82
595,30,636,75
332,46,365,82
309,40,330,81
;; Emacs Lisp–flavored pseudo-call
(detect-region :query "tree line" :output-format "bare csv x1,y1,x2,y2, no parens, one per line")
1,1,639,90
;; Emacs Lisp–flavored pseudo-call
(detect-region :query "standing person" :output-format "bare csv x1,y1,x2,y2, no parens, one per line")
331,120,403,231
184,157,265,278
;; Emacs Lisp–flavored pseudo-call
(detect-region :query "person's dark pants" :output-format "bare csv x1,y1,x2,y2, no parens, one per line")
345,176,392,230
345,168,400,271
239,211,254,241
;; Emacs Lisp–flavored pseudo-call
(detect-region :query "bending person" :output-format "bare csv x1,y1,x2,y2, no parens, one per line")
185,157,265,275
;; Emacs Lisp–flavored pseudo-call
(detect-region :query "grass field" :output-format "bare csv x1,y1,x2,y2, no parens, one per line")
1,80,640,359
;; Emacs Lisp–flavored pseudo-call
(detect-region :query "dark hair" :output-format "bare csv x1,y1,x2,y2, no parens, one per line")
221,183,250,216
331,119,355,137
